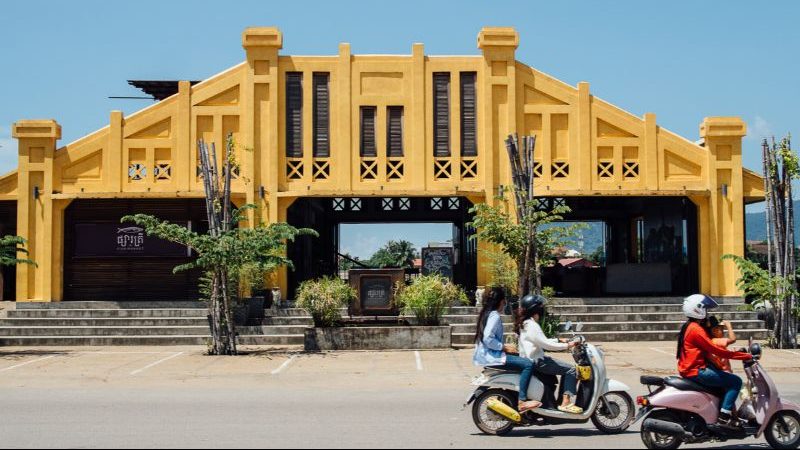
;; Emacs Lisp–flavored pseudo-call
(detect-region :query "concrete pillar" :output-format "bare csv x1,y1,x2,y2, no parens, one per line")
698,117,747,297
12,120,61,301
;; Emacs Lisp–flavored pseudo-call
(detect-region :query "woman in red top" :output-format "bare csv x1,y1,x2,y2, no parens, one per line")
677,294,752,427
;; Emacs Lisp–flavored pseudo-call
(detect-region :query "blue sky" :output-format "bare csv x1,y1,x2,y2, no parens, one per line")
1,0,797,234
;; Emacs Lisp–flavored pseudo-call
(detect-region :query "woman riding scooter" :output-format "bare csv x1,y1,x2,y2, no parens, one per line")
473,287,541,412
677,294,752,427
516,294,583,414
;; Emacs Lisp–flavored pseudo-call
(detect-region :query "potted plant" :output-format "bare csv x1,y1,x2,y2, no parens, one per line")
394,274,468,326
295,276,356,328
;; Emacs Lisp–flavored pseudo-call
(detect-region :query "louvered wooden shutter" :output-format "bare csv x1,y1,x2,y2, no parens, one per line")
433,73,451,157
313,73,330,157
460,72,477,157
285,72,303,157
360,106,377,157
386,106,404,157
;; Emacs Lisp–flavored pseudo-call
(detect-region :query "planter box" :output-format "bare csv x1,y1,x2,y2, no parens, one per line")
304,326,451,351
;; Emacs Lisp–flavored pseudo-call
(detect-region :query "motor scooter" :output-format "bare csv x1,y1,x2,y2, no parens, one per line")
636,339,800,449
466,323,635,436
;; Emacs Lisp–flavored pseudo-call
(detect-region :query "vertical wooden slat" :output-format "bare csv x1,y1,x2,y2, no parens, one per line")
312,72,330,158
460,72,477,157
386,106,404,157
360,106,377,157
433,73,450,157
285,72,303,157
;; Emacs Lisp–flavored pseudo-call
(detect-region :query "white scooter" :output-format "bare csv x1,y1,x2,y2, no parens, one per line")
466,323,635,436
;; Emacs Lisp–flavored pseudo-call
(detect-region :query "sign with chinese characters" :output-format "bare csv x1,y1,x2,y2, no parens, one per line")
422,247,454,280
72,223,191,258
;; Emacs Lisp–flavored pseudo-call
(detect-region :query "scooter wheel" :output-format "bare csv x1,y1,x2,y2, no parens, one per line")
641,410,682,450
765,411,800,449
592,391,635,434
472,389,517,436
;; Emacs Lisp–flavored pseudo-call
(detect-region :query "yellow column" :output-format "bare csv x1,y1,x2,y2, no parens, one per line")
242,27,282,226
477,27,518,287
12,120,61,302
699,117,747,297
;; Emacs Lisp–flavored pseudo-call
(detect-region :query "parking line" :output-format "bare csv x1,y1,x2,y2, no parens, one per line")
130,352,184,376
415,351,424,371
271,355,296,375
650,347,672,356
0,355,57,373
782,350,800,357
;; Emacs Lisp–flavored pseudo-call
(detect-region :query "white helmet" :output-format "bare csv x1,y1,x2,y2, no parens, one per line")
683,294,719,320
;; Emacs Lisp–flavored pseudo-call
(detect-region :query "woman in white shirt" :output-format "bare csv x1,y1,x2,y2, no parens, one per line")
516,294,583,414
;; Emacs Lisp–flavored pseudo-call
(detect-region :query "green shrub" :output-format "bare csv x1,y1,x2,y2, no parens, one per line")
395,274,468,326
296,277,356,328
541,286,556,299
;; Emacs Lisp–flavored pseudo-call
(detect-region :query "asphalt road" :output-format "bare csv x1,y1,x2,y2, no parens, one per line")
1,343,799,448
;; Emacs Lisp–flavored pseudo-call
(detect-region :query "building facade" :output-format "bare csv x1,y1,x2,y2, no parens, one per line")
6,27,764,302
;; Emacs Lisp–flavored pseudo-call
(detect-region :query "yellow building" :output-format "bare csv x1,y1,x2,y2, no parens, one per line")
5,26,764,303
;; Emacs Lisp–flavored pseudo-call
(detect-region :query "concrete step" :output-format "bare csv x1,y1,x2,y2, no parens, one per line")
449,320,765,335
549,304,746,314
8,309,209,319
0,334,304,347
0,326,211,337
451,328,770,345
259,317,314,326
558,312,759,323
236,325,309,336
0,318,209,327
15,301,206,310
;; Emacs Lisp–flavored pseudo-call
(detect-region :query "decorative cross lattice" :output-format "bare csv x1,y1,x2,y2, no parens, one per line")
623,161,640,179
360,159,378,180
154,163,172,181
387,159,404,180
313,160,330,181
461,159,478,179
434,159,452,180
552,161,570,178
128,163,147,181
597,161,614,179
286,160,304,180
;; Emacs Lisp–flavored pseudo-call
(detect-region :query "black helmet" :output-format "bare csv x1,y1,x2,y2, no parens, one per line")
519,294,546,317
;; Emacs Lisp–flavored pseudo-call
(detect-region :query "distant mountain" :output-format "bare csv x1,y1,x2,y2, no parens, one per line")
746,200,800,242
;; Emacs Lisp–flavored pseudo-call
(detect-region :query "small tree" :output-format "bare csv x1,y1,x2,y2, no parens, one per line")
123,136,316,355
0,236,36,267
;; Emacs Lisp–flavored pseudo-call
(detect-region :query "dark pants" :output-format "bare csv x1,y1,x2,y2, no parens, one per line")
534,356,578,397
691,365,742,412
492,355,535,401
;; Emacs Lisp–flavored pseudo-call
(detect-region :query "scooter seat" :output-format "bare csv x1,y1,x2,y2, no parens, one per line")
640,375,665,386
664,376,723,397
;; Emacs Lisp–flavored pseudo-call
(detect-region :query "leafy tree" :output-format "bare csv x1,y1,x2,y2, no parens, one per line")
368,240,418,269
122,210,315,353
0,236,36,267
123,135,316,355
469,199,583,296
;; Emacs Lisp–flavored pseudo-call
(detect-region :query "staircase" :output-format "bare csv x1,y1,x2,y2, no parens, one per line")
0,297,769,347
447,297,769,346
0,302,308,346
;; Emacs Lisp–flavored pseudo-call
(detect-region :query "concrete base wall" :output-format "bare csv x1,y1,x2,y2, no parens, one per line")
304,326,451,351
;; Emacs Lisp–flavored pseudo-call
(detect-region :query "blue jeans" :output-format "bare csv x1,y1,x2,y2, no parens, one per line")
534,356,578,397
492,355,534,401
690,365,742,412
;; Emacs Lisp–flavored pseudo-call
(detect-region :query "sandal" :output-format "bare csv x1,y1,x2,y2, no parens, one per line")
518,400,542,412
557,403,584,414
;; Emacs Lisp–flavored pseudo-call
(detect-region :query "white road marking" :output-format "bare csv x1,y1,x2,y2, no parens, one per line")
129,352,184,376
415,351,424,371
78,351,173,355
650,347,673,356
782,350,800,357
0,355,57,373
271,355,296,375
